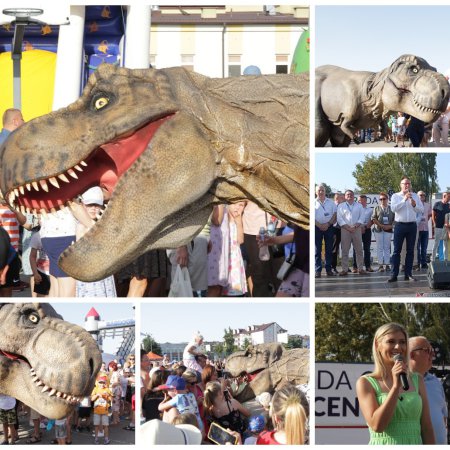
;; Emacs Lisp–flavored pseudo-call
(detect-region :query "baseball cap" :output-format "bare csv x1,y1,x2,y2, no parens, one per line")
166,375,186,391
81,186,103,206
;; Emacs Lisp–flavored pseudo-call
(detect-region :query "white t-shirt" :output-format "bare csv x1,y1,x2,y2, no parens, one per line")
0,394,16,410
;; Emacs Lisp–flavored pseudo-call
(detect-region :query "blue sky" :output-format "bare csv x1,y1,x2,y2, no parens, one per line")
53,302,135,355
141,302,309,343
316,6,450,75
315,152,450,193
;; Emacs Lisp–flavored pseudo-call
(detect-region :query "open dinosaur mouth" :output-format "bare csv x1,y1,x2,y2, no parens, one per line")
5,114,174,214
389,78,442,115
0,349,83,404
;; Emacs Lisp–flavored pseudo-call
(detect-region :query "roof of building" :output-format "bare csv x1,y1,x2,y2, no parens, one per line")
233,322,287,336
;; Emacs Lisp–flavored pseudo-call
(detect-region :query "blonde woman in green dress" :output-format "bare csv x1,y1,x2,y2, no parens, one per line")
356,323,435,445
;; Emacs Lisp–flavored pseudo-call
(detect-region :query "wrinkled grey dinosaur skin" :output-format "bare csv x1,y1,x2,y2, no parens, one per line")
225,343,309,403
0,65,309,282
0,303,101,419
316,54,450,147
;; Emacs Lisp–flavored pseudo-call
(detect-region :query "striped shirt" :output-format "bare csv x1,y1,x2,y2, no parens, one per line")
0,205,20,251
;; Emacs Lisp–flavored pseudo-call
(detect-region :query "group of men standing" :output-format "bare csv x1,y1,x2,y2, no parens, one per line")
315,178,450,285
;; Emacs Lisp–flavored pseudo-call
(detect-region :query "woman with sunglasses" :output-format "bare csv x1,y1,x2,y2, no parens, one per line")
372,193,395,272
356,323,435,445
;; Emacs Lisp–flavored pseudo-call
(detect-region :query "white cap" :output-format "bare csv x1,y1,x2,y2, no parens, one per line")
140,419,202,445
81,186,103,206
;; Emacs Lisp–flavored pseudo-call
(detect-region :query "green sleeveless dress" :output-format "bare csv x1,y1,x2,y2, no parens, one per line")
364,373,422,445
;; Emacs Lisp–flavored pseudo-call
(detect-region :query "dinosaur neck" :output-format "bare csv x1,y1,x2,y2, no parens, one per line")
361,68,389,121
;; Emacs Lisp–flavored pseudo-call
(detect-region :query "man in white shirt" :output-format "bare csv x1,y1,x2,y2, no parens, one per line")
315,185,337,278
388,177,424,283
352,194,374,272
337,190,365,276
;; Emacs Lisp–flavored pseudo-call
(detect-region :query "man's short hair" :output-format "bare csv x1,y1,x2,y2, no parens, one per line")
344,189,354,195
2,108,21,127
359,194,367,199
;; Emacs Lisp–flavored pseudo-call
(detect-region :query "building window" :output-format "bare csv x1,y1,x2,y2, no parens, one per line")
228,54,241,77
181,54,194,72
276,54,288,74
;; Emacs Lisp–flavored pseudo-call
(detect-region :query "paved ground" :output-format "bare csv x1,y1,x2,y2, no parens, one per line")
0,413,135,445
315,265,450,298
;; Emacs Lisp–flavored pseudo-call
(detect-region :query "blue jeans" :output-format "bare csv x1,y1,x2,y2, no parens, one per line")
315,226,334,273
392,222,417,277
417,230,429,266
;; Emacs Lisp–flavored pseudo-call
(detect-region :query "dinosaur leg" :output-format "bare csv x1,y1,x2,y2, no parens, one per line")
330,126,352,147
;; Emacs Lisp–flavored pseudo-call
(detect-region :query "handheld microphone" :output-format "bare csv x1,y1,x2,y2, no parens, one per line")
393,354,409,391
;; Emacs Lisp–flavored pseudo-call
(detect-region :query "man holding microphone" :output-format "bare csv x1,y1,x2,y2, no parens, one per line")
388,177,423,283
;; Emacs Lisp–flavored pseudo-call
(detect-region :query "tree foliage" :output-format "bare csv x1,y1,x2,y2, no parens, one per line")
316,303,450,364
286,335,303,349
142,334,163,356
315,182,333,197
241,337,251,350
223,327,237,356
352,153,438,196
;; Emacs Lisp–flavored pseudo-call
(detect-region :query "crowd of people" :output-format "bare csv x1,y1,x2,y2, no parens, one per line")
356,323,447,445
315,176,447,285
0,108,309,298
140,333,309,445
0,354,136,445
354,104,450,148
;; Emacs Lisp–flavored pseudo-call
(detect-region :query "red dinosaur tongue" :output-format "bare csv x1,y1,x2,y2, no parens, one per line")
0,350,20,360
99,115,172,192
12,114,173,211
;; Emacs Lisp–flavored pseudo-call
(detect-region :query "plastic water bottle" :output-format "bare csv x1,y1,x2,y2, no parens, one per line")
259,227,270,261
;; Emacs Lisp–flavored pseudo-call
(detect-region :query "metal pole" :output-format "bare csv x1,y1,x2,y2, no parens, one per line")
11,22,26,109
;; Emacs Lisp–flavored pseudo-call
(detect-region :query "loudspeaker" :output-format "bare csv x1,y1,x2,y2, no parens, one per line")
428,261,450,289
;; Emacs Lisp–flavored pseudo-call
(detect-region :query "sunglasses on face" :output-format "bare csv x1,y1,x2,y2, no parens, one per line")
411,347,433,354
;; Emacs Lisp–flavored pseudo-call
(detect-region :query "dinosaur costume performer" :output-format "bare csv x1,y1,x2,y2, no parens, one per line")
316,54,450,147
225,343,309,403
0,303,101,419
0,65,309,281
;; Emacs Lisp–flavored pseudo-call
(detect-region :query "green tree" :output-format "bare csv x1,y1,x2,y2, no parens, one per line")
142,334,163,356
316,303,450,364
286,335,303,349
352,153,438,196
241,337,251,350
223,327,237,355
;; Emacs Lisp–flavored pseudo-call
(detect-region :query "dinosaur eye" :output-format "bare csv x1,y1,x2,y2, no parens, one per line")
411,66,419,74
94,97,109,110
28,313,40,324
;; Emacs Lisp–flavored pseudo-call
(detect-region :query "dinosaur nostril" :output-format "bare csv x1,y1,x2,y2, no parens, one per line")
89,358,94,376
443,89,446,99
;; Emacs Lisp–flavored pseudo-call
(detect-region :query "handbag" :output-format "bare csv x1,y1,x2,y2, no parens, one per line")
168,265,193,297
277,245,296,281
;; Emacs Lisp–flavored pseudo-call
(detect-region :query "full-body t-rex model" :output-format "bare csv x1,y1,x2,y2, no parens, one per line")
316,54,450,146
0,65,309,281
0,303,101,419
225,343,309,403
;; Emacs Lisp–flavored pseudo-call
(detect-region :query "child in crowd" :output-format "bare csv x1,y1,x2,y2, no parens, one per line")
91,376,112,444
244,414,266,445
158,375,204,435
54,417,68,445
256,384,307,445
0,394,17,444
255,392,273,430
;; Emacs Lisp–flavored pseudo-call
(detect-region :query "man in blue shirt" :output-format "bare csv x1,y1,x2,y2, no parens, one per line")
409,336,447,444
0,108,24,146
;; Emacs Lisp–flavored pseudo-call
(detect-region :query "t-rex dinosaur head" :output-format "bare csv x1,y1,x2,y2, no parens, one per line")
0,303,101,419
381,54,449,121
0,64,308,281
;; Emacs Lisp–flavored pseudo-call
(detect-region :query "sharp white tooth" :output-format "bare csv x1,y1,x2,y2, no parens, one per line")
36,380,44,387
56,391,62,398
39,180,49,192
49,177,60,189
32,375,38,382
8,191,15,202
40,209,48,218
58,174,70,183
67,169,78,179
26,183,31,191
80,160,88,166
32,208,38,214
41,386,50,393
26,207,31,214
30,368,35,373
32,181,39,191
20,205,26,214
74,165,83,172
48,388,56,397
14,188,19,196
19,186,25,195
59,205,65,211
50,207,57,215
